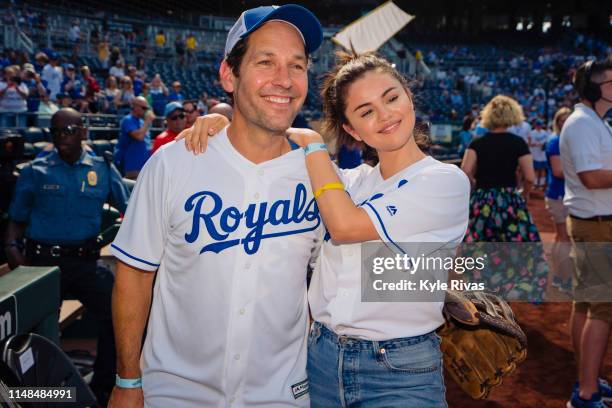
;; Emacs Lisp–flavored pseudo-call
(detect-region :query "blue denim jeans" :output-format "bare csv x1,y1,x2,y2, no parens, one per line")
307,321,448,407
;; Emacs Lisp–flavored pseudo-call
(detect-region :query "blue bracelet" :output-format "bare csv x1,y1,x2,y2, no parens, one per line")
116,374,142,389
304,142,327,156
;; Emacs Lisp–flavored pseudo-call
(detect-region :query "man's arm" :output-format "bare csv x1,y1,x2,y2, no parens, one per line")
4,220,27,269
128,112,154,142
108,261,154,407
578,169,612,189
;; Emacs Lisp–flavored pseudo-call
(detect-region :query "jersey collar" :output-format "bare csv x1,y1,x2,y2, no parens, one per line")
47,148,93,167
575,103,600,120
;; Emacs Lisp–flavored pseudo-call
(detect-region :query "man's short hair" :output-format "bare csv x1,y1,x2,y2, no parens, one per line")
182,99,197,108
573,57,612,102
225,37,250,78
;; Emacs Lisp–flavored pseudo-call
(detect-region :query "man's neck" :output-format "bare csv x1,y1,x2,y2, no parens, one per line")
59,148,82,165
226,117,290,164
582,99,610,118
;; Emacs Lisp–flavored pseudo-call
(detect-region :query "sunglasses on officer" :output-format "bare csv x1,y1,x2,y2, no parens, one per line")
50,124,87,137
168,113,185,121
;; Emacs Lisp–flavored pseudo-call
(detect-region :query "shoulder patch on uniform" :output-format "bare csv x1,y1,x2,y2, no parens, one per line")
291,379,309,399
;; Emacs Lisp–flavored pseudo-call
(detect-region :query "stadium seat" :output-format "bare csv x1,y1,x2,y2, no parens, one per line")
2,333,100,407
33,141,52,155
91,140,113,157
22,127,46,144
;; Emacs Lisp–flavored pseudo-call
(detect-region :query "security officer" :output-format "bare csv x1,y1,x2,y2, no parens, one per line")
4,107,130,405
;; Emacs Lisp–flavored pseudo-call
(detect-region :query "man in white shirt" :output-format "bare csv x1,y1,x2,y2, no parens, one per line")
108,5,323,408
560,57,612,408
529,118,550,188
41,53,63,101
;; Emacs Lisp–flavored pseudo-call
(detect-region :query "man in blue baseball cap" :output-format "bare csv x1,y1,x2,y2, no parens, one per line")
109,5,323,407
151,101,186,153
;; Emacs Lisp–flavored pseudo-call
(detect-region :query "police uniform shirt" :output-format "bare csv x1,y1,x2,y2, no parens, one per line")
110,129,322,407
9,149,129,244
309,157,470,340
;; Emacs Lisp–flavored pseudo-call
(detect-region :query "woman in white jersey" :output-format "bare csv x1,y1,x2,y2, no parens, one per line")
180,52,470,407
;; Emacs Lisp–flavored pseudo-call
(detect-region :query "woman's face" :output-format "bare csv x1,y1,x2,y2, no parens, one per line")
342,70,415,153
557,113,570,132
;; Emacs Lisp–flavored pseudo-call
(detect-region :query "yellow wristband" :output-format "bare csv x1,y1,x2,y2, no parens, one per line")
314,182,345,199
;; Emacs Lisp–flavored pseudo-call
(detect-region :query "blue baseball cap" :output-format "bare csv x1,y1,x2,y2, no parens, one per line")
224,4,323,57
164,101,184,117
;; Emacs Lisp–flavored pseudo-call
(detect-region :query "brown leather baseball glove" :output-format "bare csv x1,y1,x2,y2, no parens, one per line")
438,290,528,399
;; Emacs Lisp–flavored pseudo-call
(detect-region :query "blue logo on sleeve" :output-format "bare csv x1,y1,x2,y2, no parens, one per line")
386,205,397,216
184,183,320,255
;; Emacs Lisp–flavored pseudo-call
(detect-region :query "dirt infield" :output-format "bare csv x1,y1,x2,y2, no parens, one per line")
445,193,612,408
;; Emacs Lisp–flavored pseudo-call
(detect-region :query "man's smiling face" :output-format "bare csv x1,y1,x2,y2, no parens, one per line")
225,21,308,134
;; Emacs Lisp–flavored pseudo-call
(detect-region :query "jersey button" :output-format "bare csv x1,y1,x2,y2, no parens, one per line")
253,192,260,200
239,308,246,315
245,262,251,269
230,396,236,403
257,169,264,176
234,354,240,360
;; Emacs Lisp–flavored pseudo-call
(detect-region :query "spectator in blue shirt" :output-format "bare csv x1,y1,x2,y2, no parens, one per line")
458,115,475,157
168,80,184,102
545,107,572,292
149,74,168,116
127,65,143,96
114,96,154,179
61,64,85,100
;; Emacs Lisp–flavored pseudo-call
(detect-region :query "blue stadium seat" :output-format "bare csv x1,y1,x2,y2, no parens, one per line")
92,140,113,157
33,141,52,155
22,127,47,144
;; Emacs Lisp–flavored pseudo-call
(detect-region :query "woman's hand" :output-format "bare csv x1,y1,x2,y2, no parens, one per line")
285,127,324,148
176,113,230,154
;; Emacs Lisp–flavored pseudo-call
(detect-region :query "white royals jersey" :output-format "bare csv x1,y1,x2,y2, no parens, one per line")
111,128,321,407
309,157,470,340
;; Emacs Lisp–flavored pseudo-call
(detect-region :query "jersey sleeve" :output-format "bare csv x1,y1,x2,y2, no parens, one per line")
546,137,560,157
563,118,603,173
362,165,470,251
8,164,35,222
467,136,480,152
516,136,530,157
335,163,374,196
110,152,170,271
121,117,140,139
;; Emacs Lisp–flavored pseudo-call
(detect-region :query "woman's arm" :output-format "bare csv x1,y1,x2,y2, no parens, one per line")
518,154,535,200
460,148,477,189
178,121,379,243
176,114,231,153
287,129,379,244
549,155,563,179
